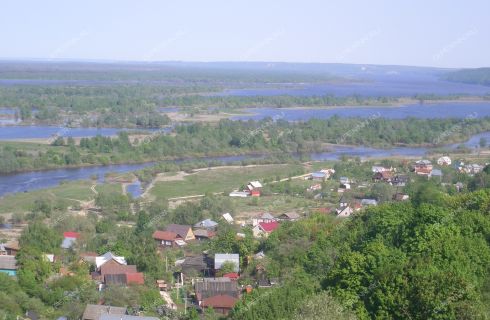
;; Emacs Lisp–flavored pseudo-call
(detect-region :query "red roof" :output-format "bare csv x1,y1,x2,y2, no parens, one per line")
202,295,238,309
223,272,239,280
152,230,177,241
259,221,279,233
126,272,145,285
63,231,80,239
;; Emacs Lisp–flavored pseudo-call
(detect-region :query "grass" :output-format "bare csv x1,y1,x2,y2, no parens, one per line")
0,180,95,214
95,182,124,195
151,164,305,200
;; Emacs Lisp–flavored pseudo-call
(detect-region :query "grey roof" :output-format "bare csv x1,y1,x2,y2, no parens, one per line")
195,278,239,301
82,304,127,320
431,169,443,176
256,212,275,220
61,237,77,249
361,199,378,206
100,315,158,320
194,219,218,229
193,229,212,238
0,255,17,270
214,254,239,272
279,212,300,220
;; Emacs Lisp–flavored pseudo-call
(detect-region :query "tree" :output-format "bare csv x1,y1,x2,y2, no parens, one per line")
369,183,393,203
479,137,487,148
216,261,237,276
292,291,357,320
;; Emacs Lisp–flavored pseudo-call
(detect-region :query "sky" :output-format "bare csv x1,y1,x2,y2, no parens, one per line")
1,0,489,68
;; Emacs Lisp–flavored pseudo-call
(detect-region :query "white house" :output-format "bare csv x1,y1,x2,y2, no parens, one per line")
336,206,353,217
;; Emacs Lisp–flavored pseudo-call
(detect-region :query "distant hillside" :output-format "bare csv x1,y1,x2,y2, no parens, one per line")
444,67,490,86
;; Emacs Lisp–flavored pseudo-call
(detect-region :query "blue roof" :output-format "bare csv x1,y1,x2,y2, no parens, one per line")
311,172,326,178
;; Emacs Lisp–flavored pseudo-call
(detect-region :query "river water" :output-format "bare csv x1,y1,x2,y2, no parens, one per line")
1,133,489,197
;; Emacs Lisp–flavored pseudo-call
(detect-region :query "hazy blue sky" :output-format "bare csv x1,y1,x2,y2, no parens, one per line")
1,0,488,68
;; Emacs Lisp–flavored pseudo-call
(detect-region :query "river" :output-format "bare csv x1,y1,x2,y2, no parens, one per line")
1,133,489,198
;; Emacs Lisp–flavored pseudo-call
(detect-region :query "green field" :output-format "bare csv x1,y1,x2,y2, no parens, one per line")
150,164,305,200
0,180,95,214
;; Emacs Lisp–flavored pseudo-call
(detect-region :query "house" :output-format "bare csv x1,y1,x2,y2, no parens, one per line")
194,277,239,305
461,163,485,174
100,261,137,277
253,221,279,238
247,181,262,197
96,252,127,269
0,255,17,276
166,224,195,241
414,160,433,175
373,171,393,183
429,169,443,179
104,272,145,286
335,206,353,217
372,166,393,173
80,252,98,264
181,254,213,277
339,177,350,185
201,295,238,316
152,230,185,248
310,171,327,181
82,304,127,320
361,199,378,206
437,156,452,166
93,253,143,287
393,193,410,201
194,219,218,230
3,241,19,256
222,213,234,224
193,229,216,241
252,212,276,226
393,174,409,187
214,254,240,273
277,212,300,222
61,231,80,249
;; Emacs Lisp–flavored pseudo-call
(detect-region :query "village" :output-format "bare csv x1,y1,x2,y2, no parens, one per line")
1,152,488,319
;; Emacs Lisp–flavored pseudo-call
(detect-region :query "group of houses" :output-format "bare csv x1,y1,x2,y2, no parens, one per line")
152,220,219,249
372,166,409,186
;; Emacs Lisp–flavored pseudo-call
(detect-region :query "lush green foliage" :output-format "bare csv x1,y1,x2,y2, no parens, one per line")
234,188,490,319
2,117,490,173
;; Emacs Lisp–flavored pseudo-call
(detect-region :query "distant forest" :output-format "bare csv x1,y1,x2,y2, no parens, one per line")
444,68,490,86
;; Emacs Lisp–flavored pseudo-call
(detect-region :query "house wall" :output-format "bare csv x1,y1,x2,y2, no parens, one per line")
0,269,16,276
184,229,195,241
